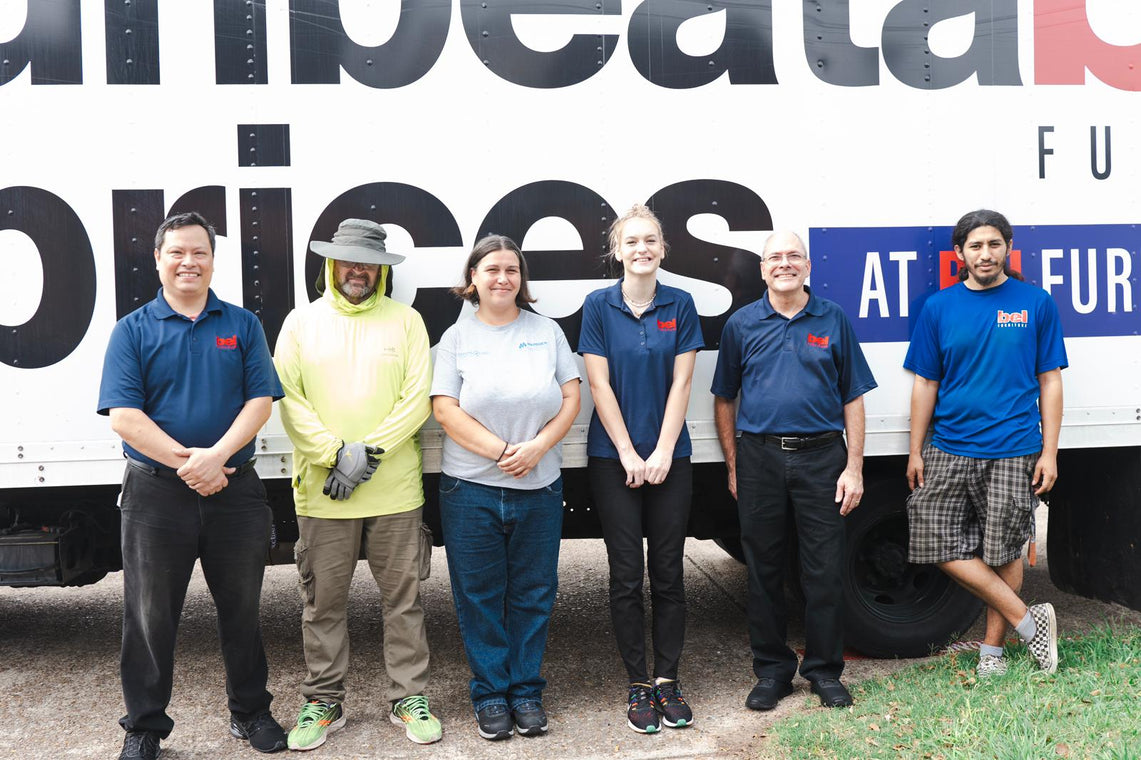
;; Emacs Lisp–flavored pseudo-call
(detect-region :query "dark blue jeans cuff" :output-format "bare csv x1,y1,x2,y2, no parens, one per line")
474,696,509,714
508,694,543,711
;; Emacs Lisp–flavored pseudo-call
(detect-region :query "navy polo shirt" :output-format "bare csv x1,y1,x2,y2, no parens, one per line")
578,280,704,459
711,288,876,435
97,288,283,469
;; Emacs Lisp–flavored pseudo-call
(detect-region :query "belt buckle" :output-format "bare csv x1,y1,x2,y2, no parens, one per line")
780,436,797,451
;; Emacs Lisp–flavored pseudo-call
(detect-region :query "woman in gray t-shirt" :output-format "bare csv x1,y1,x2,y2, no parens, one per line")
430,234,580,741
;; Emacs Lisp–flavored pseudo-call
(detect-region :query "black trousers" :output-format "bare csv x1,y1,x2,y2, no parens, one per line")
118,462,274,737
589,456,692,683
736,434,847,683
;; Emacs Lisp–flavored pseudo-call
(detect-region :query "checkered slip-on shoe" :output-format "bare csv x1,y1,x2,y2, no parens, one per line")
1027,602,1059,674
976,653,1008,678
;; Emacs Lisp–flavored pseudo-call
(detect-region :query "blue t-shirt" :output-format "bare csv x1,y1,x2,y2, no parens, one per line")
578,281,704,459
97,288,284,469
711,289,877,434
903,278,1068,458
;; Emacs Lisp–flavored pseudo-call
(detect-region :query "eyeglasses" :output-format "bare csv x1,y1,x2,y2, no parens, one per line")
339,261,380,272
763,252,806,266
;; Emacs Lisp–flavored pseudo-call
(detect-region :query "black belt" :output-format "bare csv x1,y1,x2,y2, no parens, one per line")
760,431,842,451
126,456,257,480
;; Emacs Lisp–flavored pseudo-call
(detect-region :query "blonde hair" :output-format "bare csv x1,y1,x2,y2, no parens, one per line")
606,204,668,261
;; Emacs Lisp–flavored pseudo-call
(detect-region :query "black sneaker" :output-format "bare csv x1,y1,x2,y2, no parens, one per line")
652,679,693,728
512,700,548,736
745,677,793,711
809,678,854,708
476,704,514,741
230,710,288,753
627,683,660,734
119,731,161,760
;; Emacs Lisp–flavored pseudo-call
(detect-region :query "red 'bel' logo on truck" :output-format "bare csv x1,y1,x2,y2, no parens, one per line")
216,335,238,350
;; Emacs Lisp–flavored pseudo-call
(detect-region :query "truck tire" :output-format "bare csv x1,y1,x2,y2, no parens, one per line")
713,536,746,563
841,473,983,658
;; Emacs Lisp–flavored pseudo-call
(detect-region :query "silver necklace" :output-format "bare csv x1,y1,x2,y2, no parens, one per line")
622,286,656,310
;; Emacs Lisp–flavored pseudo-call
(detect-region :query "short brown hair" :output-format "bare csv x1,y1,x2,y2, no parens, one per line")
452,234,537,306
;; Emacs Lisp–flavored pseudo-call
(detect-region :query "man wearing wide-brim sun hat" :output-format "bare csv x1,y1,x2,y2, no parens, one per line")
273,218,442,749
309,218,406,291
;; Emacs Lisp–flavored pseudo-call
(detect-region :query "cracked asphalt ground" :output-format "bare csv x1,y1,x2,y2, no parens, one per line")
3,511,1139,759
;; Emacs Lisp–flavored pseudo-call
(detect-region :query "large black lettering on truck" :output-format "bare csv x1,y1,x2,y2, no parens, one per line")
2,1,1139,656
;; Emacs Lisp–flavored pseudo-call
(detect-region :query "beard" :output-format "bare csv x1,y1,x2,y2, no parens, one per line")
337,277,376,303
966,260,1005,288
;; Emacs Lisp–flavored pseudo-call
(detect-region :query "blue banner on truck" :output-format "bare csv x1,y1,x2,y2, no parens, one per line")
810,226,1140,342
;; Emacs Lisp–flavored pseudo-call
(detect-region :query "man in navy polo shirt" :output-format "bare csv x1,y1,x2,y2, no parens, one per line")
712,231,876,711
98,212,287,760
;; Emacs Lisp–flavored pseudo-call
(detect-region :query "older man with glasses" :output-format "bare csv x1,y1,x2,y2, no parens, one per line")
712,231,877,711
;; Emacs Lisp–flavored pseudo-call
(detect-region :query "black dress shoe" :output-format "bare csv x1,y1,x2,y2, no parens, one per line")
810,679,853,707
745,678,793,711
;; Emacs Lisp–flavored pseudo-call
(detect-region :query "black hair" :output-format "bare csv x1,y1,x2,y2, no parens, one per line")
951,209,1022,281
951,209,1012,250
154,211,216,253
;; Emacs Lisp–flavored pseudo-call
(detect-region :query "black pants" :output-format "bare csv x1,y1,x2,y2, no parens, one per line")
589,456,692,683
118,462,274,738
736,434,847,683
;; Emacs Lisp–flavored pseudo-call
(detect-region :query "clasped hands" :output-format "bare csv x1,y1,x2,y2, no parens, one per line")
172,445,233,497
173,441,382,500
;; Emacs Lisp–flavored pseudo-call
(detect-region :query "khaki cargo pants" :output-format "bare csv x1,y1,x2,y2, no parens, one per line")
295,507,429,705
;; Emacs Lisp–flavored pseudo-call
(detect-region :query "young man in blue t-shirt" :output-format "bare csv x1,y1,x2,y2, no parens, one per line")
904,209,1067,678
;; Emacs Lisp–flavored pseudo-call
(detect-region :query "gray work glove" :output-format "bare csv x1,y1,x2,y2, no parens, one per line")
322,441,382,501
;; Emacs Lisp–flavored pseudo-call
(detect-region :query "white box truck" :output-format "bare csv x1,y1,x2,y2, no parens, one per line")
2,0,1138,657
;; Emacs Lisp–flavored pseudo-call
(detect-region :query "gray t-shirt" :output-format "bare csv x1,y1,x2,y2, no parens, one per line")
431,309,581,489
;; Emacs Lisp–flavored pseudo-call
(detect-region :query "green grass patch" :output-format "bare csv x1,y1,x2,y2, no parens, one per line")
769,626,1141,760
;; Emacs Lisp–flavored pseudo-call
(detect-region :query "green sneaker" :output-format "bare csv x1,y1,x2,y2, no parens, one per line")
390,695,443,744
287,700,345,751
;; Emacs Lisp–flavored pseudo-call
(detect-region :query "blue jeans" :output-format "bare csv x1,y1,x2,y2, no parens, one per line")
438,474,563,713
119,461,273,737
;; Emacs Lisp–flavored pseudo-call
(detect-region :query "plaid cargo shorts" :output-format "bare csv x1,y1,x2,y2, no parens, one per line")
907,444,1039,566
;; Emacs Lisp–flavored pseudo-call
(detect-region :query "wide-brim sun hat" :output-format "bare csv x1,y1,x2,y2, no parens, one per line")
310,218,406,265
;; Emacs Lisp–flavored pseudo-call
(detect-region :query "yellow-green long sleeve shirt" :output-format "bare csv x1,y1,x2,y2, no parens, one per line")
274,266,432,519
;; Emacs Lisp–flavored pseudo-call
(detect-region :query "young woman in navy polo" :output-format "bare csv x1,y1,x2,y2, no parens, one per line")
578,205,704,734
